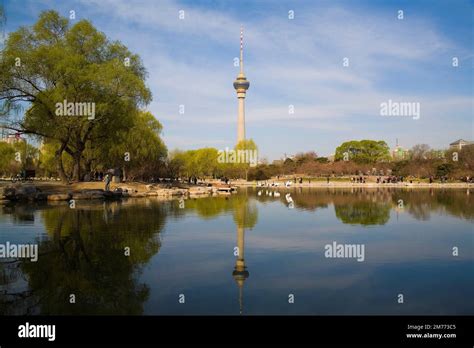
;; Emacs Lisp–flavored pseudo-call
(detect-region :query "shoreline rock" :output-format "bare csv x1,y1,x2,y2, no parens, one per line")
47,193,72,201
2,185,45,202
2,181,469,204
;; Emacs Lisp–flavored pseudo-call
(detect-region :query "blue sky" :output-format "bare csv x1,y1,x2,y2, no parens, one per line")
2,0,473,160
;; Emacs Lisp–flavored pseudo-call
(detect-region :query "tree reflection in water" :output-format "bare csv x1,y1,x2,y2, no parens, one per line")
254,187,473,225
0,187,471,315
1,201,166,315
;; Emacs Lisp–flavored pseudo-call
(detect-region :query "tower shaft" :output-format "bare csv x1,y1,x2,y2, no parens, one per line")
237,97,246,143
236,225,245,267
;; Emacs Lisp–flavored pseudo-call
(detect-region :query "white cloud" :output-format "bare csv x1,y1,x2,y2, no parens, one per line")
17,0,473,157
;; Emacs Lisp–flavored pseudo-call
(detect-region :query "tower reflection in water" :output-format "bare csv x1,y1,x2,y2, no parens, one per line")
230,193,258,315
232,225,249,315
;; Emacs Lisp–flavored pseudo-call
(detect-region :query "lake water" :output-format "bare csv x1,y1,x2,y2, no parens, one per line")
0,187,472,315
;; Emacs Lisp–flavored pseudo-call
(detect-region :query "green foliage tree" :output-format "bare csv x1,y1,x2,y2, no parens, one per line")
0,141,17,176
436,163,454,178
335,140,390,163
167,149,186,179
89,111,167,181
0,140,38,176
233,139,258,179
0,10,151,181
248,167,272,181
168,147,219,181
194,147,219,177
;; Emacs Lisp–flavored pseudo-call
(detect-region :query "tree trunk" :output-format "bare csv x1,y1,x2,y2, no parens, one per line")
55,147,68,182
72,152,82,182
84,159,92,177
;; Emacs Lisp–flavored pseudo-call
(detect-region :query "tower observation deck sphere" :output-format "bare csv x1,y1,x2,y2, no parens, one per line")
233,78,250,91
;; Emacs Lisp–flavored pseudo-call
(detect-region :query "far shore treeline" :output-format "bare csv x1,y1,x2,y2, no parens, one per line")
1,11,473,183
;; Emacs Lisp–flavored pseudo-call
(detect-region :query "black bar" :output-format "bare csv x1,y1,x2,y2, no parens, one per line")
0,315,472,346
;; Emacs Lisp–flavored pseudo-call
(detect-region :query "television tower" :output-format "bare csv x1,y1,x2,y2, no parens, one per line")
233,26,250,144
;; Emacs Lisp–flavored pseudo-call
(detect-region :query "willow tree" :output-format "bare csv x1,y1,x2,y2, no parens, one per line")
168,148,220,181
234,139,258,180
89,111,167,181
0,11,151,181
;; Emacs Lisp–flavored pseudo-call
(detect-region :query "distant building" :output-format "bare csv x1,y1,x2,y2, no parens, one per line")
391,146,409,160
391,139,409,160
0,132,25,144
327,154,335,162
449,139,473,150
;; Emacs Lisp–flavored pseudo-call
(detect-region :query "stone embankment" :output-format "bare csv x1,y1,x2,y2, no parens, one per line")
0,183,237,203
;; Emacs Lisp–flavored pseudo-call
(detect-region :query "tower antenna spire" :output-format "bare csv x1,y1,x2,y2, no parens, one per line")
240,25,244,74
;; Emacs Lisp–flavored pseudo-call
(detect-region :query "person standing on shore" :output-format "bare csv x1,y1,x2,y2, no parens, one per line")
105,173,111,191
